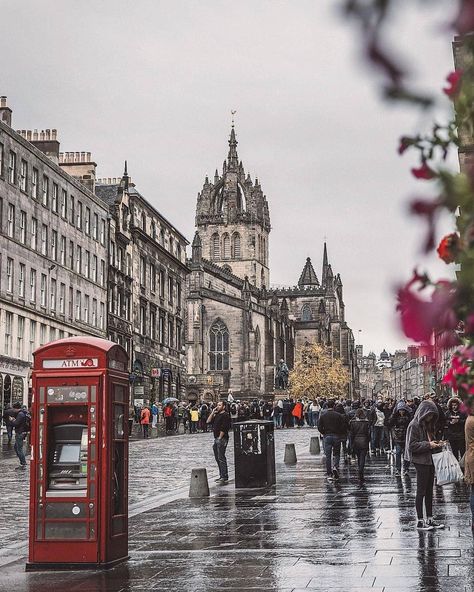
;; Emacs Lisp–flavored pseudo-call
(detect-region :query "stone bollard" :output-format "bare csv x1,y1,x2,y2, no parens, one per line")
189,468,210,498
284,443,297,465
309,436,321,455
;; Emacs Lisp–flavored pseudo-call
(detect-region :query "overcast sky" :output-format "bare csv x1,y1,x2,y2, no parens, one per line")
1,1,458,355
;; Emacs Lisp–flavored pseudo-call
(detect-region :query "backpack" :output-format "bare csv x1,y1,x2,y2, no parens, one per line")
23,411,32,433
230,403,237,415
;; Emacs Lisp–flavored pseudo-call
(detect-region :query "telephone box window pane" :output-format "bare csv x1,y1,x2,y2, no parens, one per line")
39,387,45,404
112,516,125,535
114,405,125,439
114,384,126,403
47,386,88,403
89,482,95,498
36,521,43,540
90,443,96,462
89,523,96,539
44,522,87,540
90,386,96,403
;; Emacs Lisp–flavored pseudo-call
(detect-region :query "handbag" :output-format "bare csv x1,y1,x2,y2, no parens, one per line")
432,443,464,486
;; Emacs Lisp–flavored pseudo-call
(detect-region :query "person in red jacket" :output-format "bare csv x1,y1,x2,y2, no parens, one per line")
292,400,304,427
140,406,151,439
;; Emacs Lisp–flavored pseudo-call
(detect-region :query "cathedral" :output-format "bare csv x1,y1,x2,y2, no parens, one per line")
184,126,358,401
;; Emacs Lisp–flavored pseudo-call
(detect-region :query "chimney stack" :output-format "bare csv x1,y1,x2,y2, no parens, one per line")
0,96,12,127
17,128,60,164
59,152,97,193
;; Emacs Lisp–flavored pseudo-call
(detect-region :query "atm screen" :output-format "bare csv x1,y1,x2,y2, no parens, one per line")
58,443,81,464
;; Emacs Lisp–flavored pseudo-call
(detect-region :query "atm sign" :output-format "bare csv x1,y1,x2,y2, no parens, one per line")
43,358,99,369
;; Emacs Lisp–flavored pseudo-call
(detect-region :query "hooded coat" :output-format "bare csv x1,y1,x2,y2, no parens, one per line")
389,402,412,444
444,396,467,441
404,400,439,465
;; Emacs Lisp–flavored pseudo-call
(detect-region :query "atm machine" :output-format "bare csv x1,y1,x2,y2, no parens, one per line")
48,424,88,494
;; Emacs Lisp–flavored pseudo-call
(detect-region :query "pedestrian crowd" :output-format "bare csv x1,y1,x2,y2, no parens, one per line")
3,391,473,535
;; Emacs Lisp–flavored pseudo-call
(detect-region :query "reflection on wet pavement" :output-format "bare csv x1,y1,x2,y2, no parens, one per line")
0,428,472,591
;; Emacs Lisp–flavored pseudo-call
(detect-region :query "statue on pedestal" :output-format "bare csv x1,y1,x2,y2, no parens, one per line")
275,359,289,390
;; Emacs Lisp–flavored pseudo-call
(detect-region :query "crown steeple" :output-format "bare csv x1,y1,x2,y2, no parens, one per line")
322,242,329,286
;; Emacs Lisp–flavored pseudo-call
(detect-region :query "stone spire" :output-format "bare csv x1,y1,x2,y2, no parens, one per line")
121,160,129,191
298,257,319,288
192,231,202,263
227,125,239,171
321,242,329,286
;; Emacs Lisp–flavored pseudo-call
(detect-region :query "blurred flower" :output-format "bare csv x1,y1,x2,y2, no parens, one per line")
410,198,441,252
437,233,460,263
397,275,457,344
398,136,412,155
411,162,436,180
443,70,463,98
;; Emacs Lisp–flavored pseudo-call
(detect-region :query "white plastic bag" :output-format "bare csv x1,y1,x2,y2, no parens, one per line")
432,444,464,486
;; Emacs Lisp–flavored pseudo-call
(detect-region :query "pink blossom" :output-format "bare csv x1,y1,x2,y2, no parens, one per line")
443,71,463,98
411,162,436,180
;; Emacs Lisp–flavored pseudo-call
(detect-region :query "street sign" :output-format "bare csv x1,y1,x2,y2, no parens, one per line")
151,368,161,378
134,385,144,396
162,368,172,380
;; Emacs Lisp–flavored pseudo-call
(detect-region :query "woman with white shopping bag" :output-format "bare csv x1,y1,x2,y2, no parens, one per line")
405,400,445,531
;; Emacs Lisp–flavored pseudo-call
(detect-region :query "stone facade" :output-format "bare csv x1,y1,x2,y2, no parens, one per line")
96,169,189,403
186,127,294,401
271,249,358,396
0,98,108,413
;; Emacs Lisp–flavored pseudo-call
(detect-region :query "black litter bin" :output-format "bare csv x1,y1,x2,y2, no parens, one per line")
233,420,276,488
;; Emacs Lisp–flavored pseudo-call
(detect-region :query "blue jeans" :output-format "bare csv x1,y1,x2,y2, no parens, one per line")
323,435,341,475
311,411,320,427
395,443,409,472
273,414,282,428
213,437,229,480
14,432,26,465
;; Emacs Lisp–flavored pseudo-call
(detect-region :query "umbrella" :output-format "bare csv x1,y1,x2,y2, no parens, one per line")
162,397,179,405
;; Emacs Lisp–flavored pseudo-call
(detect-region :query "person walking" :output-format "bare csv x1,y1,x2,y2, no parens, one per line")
463,395,474,535
2,405,15,445
9,402,28,469
151,402,159,430
444,396,467,461
389,402,411,476
310,400,321,428
140,405,151,438
207,401,231,484
190,406,199,433
405,400,445,531
349,408,370,482
292,400,304,428
318,400,346,481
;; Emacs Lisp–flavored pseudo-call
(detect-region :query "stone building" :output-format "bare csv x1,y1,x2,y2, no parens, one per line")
185,127,294,401
270,247,358,396
0,97,108,414
95,168,189,402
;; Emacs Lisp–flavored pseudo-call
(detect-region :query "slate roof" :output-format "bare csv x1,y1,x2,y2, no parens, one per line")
298,257,320,287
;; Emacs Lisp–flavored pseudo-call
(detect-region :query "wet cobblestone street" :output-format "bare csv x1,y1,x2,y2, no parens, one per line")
0,427,473,591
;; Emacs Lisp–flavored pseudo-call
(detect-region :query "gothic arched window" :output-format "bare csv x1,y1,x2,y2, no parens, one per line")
151,221,157,241
232,233,241,259
141,212,147,232
261,268,265,288
209,320,229,371
211,233,220,260
301,304,312,321
222,233,230,259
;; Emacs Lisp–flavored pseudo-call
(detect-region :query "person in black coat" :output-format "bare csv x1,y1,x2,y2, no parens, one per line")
444,396,467,460
389,402,412,476
349,408,370,482
318,400,347,481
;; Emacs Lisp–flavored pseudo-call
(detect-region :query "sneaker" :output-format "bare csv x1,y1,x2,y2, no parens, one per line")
417,520,434,531
215,477,223,482
426,519,445,529
395,470,401,477
326,476,334,482
15,464,26,470
332,468,340,481
217,478,229,485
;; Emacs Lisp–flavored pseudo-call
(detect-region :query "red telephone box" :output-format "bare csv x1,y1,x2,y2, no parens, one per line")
27,337,129,570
